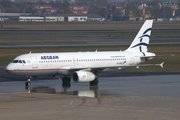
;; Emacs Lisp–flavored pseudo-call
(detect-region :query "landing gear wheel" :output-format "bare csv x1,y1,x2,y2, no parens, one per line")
62,76,71,90
25,76,31,87
62,77,71,83
62,82,71,89
90,79,99,87
25,81,31,87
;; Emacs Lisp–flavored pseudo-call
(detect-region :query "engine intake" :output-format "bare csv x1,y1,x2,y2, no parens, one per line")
73,71,95,82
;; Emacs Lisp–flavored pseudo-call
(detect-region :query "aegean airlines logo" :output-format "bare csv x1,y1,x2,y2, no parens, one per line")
41,56,59,60
131,28,151,49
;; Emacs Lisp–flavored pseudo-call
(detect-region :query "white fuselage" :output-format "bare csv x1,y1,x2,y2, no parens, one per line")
5,51,148,77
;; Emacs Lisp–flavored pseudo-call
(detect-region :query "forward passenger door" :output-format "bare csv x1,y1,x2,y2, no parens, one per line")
31,56,38,68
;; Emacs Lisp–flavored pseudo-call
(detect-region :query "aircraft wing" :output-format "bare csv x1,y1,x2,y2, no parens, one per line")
67,62,164,73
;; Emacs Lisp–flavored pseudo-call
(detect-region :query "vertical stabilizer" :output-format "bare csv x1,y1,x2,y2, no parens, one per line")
126,20,153,53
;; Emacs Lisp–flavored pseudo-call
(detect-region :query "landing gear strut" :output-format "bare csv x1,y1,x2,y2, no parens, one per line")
25,76,31,87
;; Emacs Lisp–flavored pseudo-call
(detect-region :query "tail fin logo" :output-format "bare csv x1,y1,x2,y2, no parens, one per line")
131,28,151,49
126,20,153,53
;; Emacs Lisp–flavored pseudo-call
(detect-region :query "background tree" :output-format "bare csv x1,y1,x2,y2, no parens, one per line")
175,0,180,17
96,0,106,5
50,1,62,8
0,4,4,12
41,9,47,15
149,0,161,20
126,0,141,17
6,5,19,13
62,0,69,14
162,6,173,18
0,0,13,8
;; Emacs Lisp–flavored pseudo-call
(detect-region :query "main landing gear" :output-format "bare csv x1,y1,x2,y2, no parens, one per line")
62,76,71,88
90,78,99,87
24,75,99,88
90,71,99,87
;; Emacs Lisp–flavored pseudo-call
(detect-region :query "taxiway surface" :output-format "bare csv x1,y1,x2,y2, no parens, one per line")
0,66,180,120
0,68,180,97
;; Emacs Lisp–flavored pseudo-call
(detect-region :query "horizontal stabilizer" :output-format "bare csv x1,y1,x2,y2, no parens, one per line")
136,62,164,68
160,62,164,68
155,54,175,57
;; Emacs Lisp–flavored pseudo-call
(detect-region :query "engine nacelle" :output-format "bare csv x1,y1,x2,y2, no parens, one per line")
73,71,96,82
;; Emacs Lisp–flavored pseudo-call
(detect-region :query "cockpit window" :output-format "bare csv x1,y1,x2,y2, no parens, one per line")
12,60,26,64
12,60,19,63
22,60,26,63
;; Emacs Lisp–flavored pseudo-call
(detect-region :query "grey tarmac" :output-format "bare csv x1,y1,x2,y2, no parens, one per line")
0,66,180,120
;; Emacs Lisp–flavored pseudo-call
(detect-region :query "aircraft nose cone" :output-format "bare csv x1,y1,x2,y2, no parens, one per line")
5,64,13,74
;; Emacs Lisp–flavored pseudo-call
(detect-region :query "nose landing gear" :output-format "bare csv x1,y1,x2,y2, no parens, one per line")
25,76,31,87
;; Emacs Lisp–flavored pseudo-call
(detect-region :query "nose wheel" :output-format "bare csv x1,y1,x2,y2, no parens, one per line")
25,81,31,86
25,76,31,87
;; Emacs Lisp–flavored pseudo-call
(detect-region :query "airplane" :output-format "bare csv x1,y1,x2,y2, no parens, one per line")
5,20,164,87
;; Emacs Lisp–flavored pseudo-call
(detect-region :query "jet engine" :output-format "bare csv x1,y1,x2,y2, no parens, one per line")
73,71,95,82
